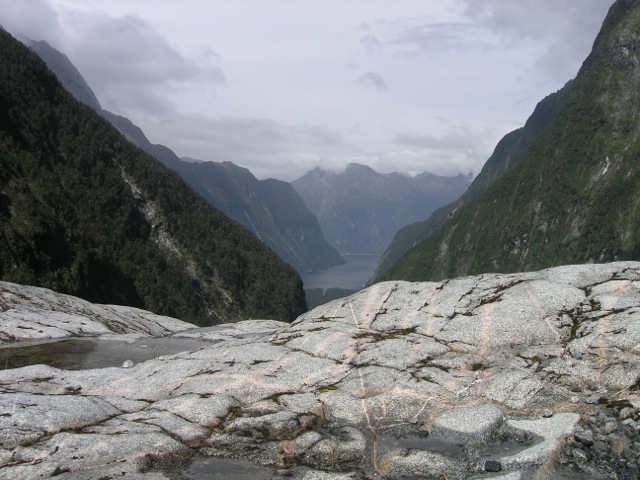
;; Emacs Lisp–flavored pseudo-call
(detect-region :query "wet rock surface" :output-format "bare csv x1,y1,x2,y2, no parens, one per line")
1,262,640,478
0,336,213,370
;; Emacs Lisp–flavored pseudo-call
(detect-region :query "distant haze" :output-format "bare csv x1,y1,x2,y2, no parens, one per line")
0,0,614,180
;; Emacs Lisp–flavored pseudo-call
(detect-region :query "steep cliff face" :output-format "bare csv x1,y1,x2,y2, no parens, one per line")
105,106,345,274
0,30,306,325
292,163,469,255
167,160,345,273
373,86,568,280
25,39,102,111
377,0,640,282
28,39,342,274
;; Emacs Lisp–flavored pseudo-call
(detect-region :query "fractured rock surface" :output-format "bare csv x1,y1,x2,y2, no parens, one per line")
0,281,194,341
1,262,640,478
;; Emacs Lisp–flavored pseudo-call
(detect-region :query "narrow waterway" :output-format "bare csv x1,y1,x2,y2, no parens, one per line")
301,254,381,291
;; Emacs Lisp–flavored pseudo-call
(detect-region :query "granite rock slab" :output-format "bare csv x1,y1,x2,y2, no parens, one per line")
1,262,640,478
0,281,194,341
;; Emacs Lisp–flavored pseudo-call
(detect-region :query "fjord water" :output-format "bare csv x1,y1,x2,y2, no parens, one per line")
301,254,381,290
167,457,274,479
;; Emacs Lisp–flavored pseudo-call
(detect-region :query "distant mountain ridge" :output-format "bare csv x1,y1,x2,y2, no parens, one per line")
376,0,640,282
167,159,345,273
24,39,102,111
292,163,470,254
100,110,344,273
0,29,306,325
26,39,343,274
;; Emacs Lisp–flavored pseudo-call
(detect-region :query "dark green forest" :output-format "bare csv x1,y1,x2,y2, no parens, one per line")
0,30,306,325
372,85,569,282
376,0,640,283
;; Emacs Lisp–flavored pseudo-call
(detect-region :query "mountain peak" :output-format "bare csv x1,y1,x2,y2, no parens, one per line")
344,162,377,174
24,38,102,111
292,164,469,254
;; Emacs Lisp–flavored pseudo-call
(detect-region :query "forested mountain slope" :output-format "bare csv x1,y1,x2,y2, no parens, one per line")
0,30,306,325
173,160,345,272
376,0,640,282
372,86,568,280
27,39,343,275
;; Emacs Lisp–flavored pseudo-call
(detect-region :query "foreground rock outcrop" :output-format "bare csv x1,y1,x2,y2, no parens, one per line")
0,282,194,342
1,263,640,479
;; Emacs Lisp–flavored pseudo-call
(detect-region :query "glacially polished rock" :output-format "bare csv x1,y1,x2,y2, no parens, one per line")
0,281,194,341
1,262,639,478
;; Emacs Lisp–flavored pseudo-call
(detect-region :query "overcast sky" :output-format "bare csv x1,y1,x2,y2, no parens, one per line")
0,0,614,181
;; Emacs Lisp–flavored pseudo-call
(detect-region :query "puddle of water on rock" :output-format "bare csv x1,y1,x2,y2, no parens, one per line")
0,337,212,370
482,435,538,458
167,457,274,480
545,467,613,480
378,433,464,457
379,431,544,462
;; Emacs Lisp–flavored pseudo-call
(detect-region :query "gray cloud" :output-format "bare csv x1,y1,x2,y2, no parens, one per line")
460,0,614,82
391,125,495,177
360,34,382,55
294,125,349,149
391,22,489,55
374,150,480,178
357,71,388,91
141,114,360,181
462,0,609,40
387,0,613,83
74,14,225,116
0,0,226,117
395,131,477,152
168,116,289,156
0,0,59,44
